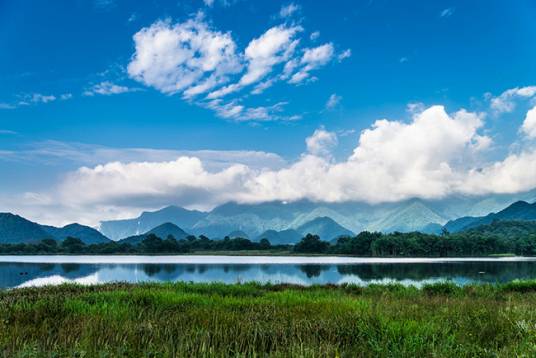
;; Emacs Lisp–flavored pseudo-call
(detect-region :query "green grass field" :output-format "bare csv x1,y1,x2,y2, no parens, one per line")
2,281,536,357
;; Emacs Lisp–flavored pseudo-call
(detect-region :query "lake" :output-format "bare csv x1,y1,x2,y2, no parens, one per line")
1,255,536,289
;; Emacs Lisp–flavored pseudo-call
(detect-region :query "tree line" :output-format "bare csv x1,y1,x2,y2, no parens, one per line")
1,220,535,256
295,221,536,256
0,235,284,255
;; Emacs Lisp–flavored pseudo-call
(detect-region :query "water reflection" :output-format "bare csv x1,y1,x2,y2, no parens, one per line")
1,258,536,289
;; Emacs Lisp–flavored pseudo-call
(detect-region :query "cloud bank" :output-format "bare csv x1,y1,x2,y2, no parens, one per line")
29,105,532,225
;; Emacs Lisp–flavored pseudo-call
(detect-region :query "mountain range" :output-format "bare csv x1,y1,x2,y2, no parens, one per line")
444,201,536,232
120,223,190,245
100,206,205,241
0,213,109,245
2,190,536,245
99,190,536,241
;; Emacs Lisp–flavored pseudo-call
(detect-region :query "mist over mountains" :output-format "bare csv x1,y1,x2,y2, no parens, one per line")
1,190,536,245
99,190,536,241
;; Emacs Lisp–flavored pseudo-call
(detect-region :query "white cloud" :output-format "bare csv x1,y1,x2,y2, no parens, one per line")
279,3,300,18
83,81,138,96
288,43,334,84
251,79,275,95
127,16,346,121
1,92,73,109
207,25,302,98
326,93,341,109
10,104,536,226
305,127,337,158
30,93,56,104
440,8,455,18
338,49,352,61
203,0,215,7
127,17,242,95
309,31,320,41
406,102,425,116
521,105,536,138
0,140,286,172
205,100,290,121
462,150,536,195
489,86,536,113
41,105,520,220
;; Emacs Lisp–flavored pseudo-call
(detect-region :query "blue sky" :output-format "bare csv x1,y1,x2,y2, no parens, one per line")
1,0,536,225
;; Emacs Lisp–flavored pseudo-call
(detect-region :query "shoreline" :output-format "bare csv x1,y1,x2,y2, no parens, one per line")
0,254,534,265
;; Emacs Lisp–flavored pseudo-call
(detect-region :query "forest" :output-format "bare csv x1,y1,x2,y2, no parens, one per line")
1,220,535,256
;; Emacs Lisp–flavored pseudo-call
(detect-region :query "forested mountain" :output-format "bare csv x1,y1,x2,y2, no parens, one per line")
0,213,110,244
296,217,354,241
0,213,51,244
445,201,536,232
41,224,110,244
120,223,190,245
256,229,302,245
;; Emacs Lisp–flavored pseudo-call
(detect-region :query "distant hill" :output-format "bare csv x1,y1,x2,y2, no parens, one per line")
0,213,110,244
296,217,354,241
462,220,536,238
256,229,302,245
42,224,110,244
120,223,189,245
147,222,189,240
0,213,52,244
100,206,206,240
445,201,536,233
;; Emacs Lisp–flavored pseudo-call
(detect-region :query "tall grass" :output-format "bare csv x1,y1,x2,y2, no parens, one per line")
1,281,536,356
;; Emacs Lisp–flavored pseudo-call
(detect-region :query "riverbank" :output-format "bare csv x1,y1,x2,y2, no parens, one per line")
2,281,536,356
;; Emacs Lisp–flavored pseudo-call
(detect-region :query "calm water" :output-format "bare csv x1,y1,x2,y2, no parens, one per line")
2,255,536,289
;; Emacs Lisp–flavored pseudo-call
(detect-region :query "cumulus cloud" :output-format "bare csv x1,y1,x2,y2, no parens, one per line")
521,105,536,138
127,15,347,121
462,150,536,195
326,93,341,109
10,103,536,226
127,17,242,95
44,105,532,220
207,25,301,98
489,85,536,113
83,81,138,96
305,127,338,158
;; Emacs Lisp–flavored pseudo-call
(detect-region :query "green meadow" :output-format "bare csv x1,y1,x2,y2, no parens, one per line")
2,281,536,357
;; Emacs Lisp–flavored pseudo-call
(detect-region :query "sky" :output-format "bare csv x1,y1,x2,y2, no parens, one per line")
1,0,536,226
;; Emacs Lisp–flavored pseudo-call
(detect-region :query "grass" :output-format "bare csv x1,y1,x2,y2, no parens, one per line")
2,281,536,357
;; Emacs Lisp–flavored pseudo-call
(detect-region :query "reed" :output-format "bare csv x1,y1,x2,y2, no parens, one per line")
2,280,536,357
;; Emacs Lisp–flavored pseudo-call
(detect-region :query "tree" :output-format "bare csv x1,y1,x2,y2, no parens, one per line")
61,237,85,253
259,238,271,250
294,234,329,253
